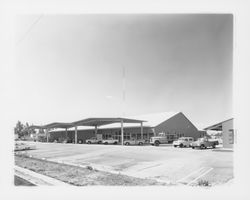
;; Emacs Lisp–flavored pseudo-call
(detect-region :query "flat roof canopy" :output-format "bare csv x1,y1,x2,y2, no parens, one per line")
204,118,233,131
73,117,146,127
30,117,146,129
29,122,74,129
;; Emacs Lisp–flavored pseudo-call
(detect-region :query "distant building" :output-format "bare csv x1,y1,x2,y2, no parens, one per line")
204,118,234,148
49,112,205,143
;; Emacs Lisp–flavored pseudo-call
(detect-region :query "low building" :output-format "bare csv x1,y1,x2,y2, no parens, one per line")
48,112,204,144
204,118,234,148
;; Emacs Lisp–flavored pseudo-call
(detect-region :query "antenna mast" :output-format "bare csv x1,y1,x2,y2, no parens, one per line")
122,66,126,117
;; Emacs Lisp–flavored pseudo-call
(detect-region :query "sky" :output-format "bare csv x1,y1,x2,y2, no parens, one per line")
12,14,233,129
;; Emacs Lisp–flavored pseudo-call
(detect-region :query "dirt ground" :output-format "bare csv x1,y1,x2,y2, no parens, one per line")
15,155,167,186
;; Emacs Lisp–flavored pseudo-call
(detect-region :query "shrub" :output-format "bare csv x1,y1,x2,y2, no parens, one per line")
197,179,210,187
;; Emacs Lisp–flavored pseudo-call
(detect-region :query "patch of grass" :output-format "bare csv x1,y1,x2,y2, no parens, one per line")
15,155,167,186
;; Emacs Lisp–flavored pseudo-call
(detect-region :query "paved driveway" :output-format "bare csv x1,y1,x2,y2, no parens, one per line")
19,142,233,185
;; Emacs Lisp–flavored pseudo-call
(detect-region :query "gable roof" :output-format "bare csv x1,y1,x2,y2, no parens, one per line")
97,111,179,129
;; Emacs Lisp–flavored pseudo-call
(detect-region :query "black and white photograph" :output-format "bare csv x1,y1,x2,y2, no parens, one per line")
13,13,233,187
1,0,250,199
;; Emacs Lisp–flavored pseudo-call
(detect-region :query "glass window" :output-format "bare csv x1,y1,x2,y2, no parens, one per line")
229,129,234,144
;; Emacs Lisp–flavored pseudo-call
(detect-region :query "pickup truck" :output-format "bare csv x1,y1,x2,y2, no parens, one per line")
173,137,194,148
124,139,145,146
102,138,118,145
86,137,102,144
191,138,219,149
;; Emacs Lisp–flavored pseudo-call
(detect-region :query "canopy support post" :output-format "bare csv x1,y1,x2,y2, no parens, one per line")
46,128,49,143
95,125,98,137
141,122,143,140
75,126,78,144
65,128,68,143
121,120,124,145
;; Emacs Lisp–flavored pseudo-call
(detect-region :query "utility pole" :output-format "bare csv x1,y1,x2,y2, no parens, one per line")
122,66,126,117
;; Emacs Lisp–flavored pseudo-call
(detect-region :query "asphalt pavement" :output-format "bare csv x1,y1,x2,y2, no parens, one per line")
17,142,233,186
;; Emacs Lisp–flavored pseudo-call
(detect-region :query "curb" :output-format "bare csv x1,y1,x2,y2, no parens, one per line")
15,165,71,186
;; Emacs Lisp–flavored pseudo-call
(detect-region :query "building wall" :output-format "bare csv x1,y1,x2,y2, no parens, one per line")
222,119,234,148
154,112,201,140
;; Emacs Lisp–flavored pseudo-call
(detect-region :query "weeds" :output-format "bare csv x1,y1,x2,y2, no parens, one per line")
197,179,211,187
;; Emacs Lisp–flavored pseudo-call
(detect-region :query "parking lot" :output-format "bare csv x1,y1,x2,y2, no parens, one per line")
18,142,233,186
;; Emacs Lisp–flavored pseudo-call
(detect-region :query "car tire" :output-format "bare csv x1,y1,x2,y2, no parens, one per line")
174,145,177,148
125,142,129,146
104,142,108,145
138,142,143,146
179,143,183,148
154,141,160,146
114,142,118,145
192,146,195,149
87,141,91,144
200,144,205,149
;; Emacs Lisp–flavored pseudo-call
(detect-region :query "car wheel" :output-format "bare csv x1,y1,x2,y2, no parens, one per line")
179,143,183,148
212,145,216,149
125,142,129,146
174,145,177,148
154,141,160,146
200,144,205,149
114,142,118,145
138,142,143,146
192,146,195,149
87,141,91,144
104,142,108,145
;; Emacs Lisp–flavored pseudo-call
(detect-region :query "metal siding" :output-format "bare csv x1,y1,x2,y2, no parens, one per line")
154,112,200,140
222,119,234,148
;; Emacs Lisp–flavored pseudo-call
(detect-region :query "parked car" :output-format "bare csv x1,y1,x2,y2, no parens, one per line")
191,138,218,149
124,139,145,146
86,137,102,144
173,137,194,148
15,142,36,151
102,138,118,145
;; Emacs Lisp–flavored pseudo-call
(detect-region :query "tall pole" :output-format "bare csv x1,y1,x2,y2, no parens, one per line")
122,66,126,117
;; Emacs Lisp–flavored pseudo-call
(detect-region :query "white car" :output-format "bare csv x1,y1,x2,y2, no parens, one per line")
124,139,145,146
86,137,102,144
173,137,194,148
102,138,118,145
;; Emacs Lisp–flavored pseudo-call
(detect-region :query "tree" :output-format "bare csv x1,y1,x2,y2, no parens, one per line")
14,121,24,138
14,121,35,139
